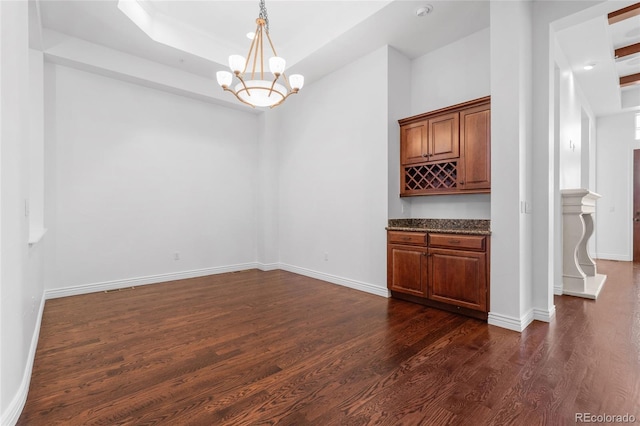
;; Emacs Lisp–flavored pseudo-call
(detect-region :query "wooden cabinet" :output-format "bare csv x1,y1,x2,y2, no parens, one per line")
460,104,491,191
387,245,428,297
428,248,487,312
387,231,489,320
399,97,490,196
400,113,459,165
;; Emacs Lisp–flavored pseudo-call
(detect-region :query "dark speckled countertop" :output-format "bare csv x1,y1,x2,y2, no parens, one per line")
386,219,491,235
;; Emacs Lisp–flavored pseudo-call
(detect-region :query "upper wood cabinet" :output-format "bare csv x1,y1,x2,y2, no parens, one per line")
401,113,459,165
460,104,490,191
398,97,490,196
428,112,460,162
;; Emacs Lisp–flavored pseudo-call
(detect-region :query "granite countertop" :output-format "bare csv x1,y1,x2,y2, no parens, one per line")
386,219,491,235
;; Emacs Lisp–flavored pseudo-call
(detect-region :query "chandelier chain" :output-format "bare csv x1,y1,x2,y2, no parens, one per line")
259,0,269,33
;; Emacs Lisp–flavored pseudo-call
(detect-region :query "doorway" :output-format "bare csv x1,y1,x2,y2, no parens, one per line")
634,150,640,262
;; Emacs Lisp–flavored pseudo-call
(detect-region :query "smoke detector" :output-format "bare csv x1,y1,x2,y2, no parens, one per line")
416,5,433,17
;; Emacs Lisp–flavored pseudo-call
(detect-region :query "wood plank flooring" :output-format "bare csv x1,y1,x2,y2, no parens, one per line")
18,260,640,425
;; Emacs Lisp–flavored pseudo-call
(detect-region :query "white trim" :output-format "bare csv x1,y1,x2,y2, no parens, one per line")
487,309,534,332
595,253,632,262
278,263,390,298
533,305,556,323
43,263,391,300
44,263,259,299
554,283,563,295
256,262,279,272
1,296,46,426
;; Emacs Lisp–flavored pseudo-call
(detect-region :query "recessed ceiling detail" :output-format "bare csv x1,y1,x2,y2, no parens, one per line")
116,0,392,71
609,2,640,89
607,2,640,25
556,1,640,116
36,1,490,109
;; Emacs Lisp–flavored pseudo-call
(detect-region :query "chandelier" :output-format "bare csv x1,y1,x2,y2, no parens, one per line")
216,0,304,108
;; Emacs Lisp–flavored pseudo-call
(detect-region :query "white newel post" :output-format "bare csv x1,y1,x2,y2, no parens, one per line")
560,189,607,299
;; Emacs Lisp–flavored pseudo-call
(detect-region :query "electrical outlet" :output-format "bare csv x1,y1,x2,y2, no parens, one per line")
324,253,328,261
174,252,180,261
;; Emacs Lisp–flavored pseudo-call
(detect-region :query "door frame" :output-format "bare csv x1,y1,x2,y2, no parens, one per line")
634,149,640,262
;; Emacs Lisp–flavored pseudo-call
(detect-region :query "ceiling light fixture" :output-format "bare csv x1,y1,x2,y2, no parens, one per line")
583,63,596,71
216,0,304,108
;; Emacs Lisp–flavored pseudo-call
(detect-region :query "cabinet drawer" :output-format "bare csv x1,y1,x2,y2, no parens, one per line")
388,231,427,246
428,233,485,251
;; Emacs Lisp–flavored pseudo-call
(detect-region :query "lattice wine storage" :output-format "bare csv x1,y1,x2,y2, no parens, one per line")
403,161,458,194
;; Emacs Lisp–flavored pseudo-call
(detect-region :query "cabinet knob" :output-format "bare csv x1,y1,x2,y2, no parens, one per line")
422,153,428,157
459,181,465,185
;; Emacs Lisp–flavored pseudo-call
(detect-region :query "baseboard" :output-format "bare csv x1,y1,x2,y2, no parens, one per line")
278,263,390,298
44,263,260,299
533,305,556,323
256,262,279,271
1,295,46,426
595,253,632,262
44,263,390,300
488,309,534,332
554,284,563,296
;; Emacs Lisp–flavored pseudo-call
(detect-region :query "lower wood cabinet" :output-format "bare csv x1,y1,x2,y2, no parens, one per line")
387,230,490,319
387,245,428,297
428,248,487,312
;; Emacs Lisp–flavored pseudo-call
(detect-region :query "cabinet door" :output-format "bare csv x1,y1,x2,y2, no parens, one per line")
428,112,459,161
387,245,428,297
428,248,487,312
401,121,428,165
460,105,490,190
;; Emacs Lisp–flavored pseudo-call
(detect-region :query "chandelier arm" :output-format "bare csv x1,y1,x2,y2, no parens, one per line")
269,89,299,109
260,25,264,80
236,74,252,97
263,28,278,56
267,75,280,97
280,71,293,92
263,30,293,91
251,27,261,80
243,22,261,75
222,86,255,108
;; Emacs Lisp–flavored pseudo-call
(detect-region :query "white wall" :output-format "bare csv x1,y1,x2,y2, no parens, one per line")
256,109,281,269
276,46,389,295
387,46,411,219
29,50,45,237
554,38,583,190
530,0,601,323
489,0,535,330
596,112,638,261
45,65,260,293
410,28,491,116
407,28,491,220
1,2,47,423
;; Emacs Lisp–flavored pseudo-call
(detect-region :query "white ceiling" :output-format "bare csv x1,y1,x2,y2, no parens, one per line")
35,0,490,86
555,2,640,117
33,0,639,116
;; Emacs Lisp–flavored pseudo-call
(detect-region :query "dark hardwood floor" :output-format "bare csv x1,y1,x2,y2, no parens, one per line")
18,260,640,425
